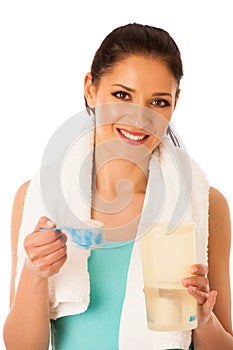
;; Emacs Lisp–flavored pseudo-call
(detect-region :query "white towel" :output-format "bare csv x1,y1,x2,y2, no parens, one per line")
16,110,96,319
16,109,209,349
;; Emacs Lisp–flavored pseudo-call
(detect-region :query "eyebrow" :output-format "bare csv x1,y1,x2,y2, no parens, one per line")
111,84,172,97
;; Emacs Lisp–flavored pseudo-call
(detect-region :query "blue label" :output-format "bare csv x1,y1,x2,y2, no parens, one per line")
189,314,197,322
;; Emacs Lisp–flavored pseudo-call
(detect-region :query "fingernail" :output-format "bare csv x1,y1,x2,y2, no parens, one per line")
191,267,198,274
212,291,218,298
183,279,191,286
46,220,54,228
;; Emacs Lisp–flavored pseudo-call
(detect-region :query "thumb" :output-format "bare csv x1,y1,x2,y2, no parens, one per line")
34,216,56,232
203,290,218,315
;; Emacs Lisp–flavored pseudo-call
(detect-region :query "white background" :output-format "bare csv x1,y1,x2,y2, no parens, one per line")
0,1,232,348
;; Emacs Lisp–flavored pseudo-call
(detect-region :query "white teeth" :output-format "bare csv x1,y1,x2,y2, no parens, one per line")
119,129,146,141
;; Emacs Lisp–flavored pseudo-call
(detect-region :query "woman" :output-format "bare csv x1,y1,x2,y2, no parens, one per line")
3,23,233,349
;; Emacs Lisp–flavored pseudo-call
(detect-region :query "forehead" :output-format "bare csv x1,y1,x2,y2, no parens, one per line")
101,55,177,91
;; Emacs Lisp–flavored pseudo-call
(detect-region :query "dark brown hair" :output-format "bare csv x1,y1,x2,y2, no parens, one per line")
90,22,183,87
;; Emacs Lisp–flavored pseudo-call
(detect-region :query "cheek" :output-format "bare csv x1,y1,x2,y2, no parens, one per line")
148,136,161,151
161,108,173,122
95,125,114,144
94,89,111,105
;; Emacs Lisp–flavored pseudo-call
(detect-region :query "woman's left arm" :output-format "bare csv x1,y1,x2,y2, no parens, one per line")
183,186,233,349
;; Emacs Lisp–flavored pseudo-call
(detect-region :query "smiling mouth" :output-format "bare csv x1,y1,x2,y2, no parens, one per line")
117,128,149,144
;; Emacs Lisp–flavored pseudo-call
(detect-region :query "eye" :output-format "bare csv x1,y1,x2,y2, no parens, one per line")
152,99,171,108
112,91,131,101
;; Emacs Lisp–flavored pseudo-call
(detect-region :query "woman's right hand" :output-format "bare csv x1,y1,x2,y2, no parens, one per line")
24,216,67,278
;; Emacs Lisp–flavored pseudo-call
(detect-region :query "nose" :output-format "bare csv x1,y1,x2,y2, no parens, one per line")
123,104,168,139
132,97,170,140
133,104,150,129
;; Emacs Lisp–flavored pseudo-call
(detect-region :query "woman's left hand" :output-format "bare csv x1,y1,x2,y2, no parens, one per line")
182,264,218,326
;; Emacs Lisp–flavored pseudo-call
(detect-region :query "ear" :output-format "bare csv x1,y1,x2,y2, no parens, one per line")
84,72,96,108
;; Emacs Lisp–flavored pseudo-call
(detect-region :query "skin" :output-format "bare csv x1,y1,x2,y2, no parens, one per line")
3,55,233,349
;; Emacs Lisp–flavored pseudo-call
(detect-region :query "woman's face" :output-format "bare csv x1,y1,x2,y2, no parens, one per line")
84,55,179,152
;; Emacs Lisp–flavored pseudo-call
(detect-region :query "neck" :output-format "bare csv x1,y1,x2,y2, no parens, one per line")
93,152,151,198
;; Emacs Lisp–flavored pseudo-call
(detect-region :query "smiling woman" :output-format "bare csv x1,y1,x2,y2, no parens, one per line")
3,23,233,350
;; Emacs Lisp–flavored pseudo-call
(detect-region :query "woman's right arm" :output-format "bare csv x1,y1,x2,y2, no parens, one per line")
3,182,67,350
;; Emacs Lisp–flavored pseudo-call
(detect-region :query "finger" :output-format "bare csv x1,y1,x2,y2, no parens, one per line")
27,233,67,261
34,243,67,271
24,229,63,249
187,286,210,305
190,264,208,276
183,276,210,292
202,290,218,315
41,233,67,257
47,254,68,276
32,253,68,278
25,217,62,247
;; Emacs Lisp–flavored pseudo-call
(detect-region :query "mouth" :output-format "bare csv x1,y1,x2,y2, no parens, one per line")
117,127,149,145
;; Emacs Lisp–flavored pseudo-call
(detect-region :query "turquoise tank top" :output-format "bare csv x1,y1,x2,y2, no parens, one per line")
50,240,193,350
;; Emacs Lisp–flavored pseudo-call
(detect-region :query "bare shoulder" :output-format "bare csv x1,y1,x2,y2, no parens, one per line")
11,180,31,241
15,180,31,201
209,186,231,236
208,186,232,333
14,180,31,201
208,185,231,260
10,180,31,304
209,186,231,217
